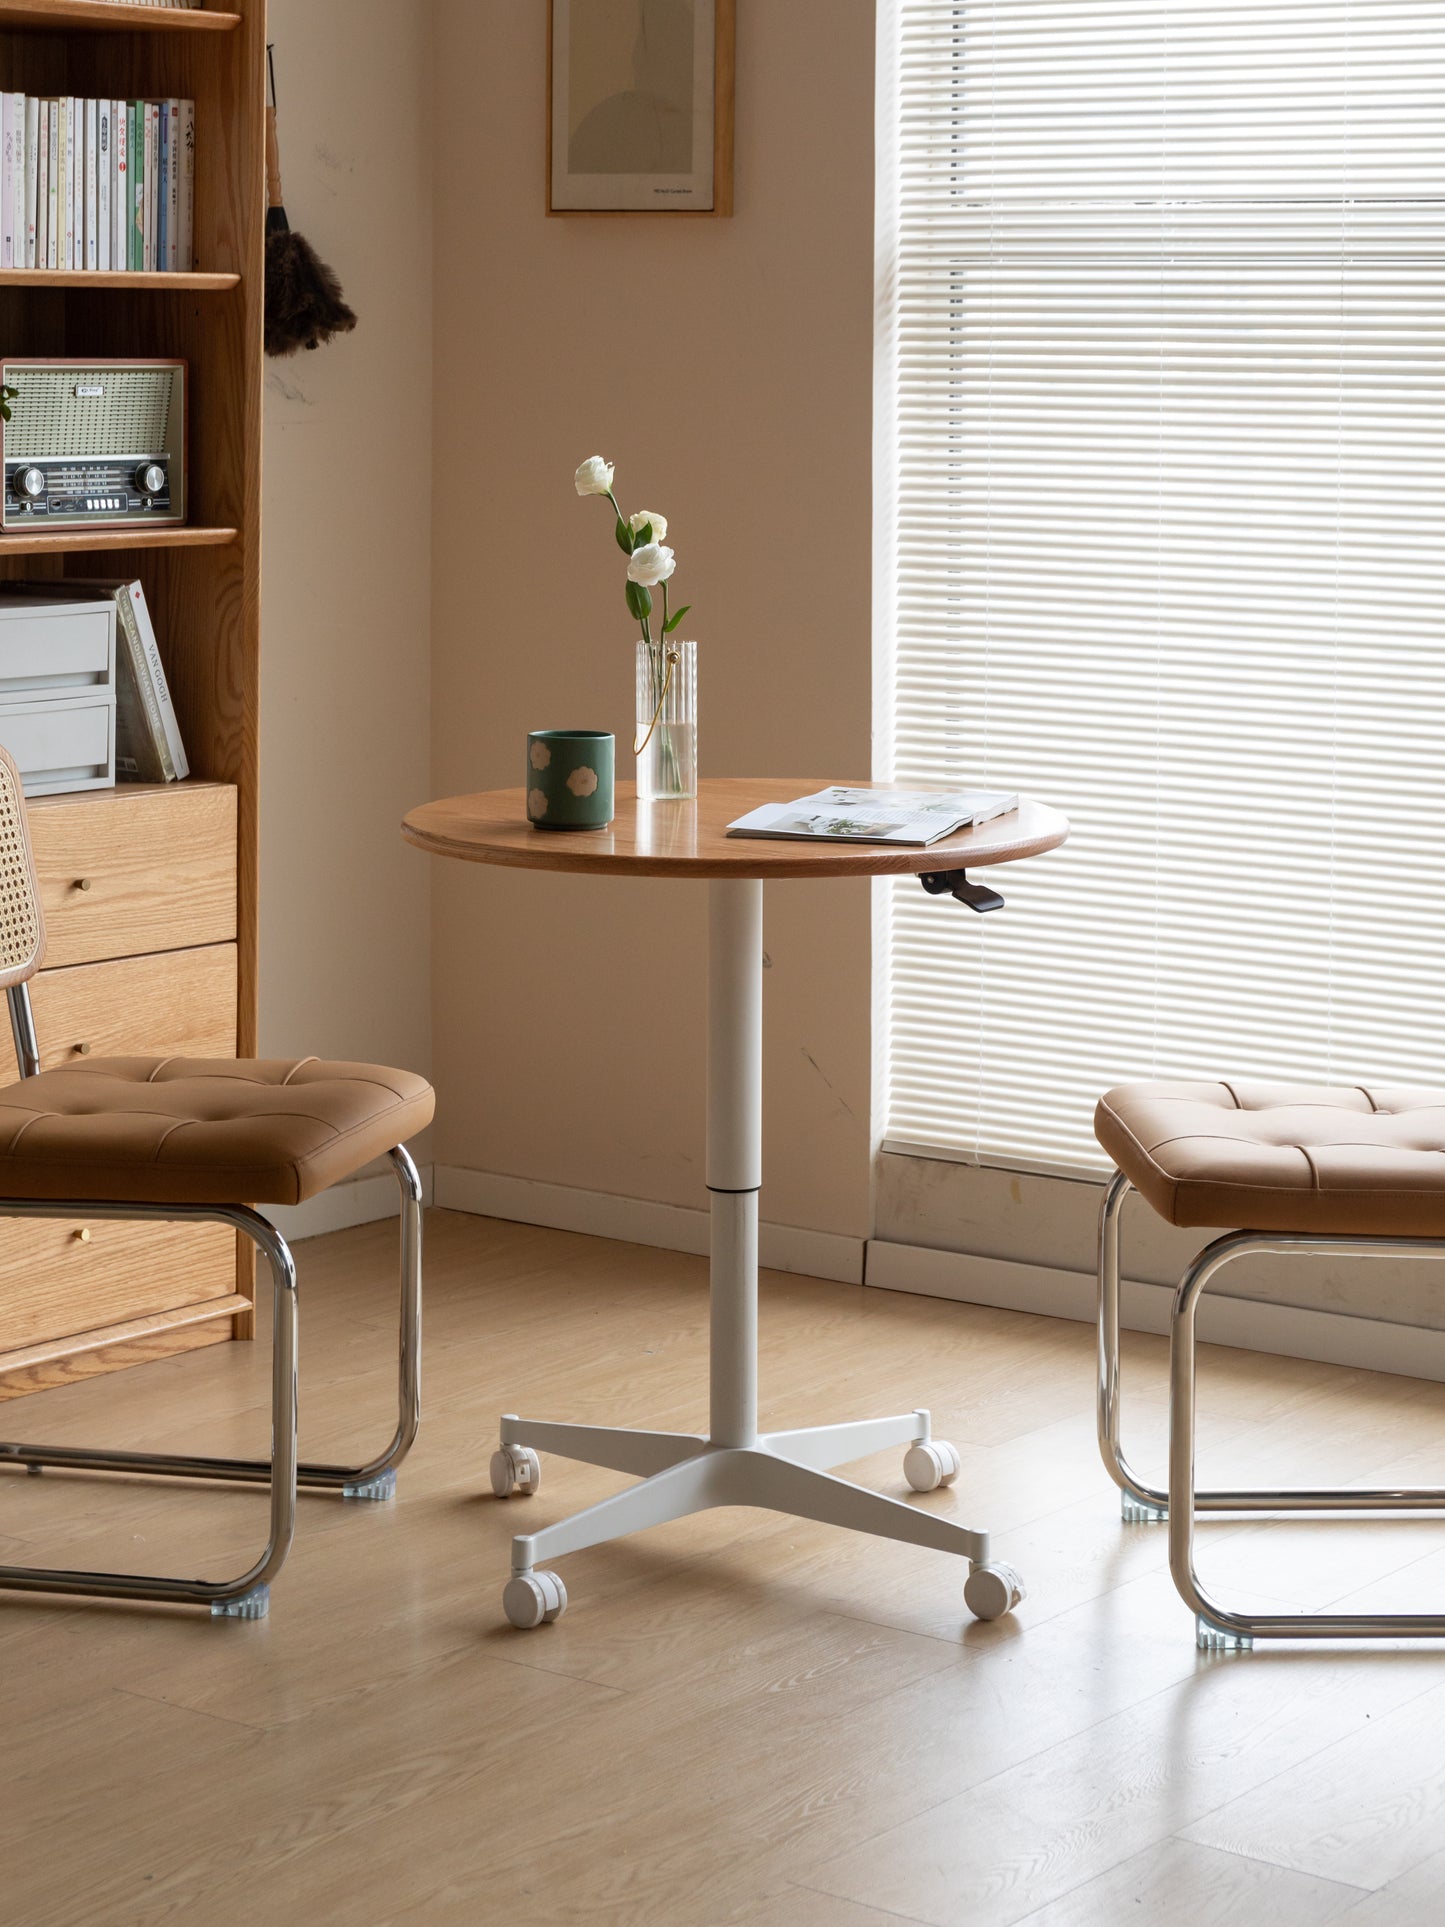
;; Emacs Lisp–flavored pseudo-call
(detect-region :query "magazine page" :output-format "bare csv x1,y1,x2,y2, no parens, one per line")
727,786,1018,846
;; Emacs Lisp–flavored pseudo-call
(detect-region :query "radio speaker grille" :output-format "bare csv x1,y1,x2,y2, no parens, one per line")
4,368,179,459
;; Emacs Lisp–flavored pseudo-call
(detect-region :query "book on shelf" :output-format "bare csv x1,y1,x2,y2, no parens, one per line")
0,95,196,274
1,94,16,270
96,100,110,273
43,99,56,271
6,578,189,784
112,98,127,271
727,786,1020,847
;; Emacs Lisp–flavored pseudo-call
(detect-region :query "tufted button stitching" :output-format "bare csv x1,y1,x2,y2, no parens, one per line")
0,1059,434,1207
1097,1080,1445,1235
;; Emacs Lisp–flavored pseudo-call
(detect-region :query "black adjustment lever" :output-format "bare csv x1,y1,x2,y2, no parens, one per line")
918,870,1006,914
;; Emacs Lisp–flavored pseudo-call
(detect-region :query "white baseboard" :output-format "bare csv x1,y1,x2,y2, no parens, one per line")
433,1165,865,1285
865,1240,1445,1384
271,1163,435,1245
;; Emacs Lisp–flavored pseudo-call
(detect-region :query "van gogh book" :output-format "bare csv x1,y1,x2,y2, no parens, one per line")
727,786,1018,846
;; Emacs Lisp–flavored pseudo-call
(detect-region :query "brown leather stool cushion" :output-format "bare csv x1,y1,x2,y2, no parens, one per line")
1096,1080,1445,1236
0,1058,435,1207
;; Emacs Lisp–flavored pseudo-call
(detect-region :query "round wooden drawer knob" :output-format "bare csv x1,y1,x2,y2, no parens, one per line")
74,1042,91,1056
73,1228,91,1244
74,878,93,892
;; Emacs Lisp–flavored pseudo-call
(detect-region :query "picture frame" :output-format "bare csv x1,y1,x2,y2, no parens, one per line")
548,0,735,217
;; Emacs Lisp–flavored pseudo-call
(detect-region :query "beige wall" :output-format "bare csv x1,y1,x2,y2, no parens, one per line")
427,0,878,1239
260,0,434,1109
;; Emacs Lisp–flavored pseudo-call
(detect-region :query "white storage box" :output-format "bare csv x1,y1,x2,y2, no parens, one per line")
0,695,115,795
0,593,117,795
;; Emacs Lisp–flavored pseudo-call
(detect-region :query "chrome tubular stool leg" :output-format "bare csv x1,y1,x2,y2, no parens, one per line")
0,1147,423,1502
1098,1173,1445,1535
0,1141,425,1615
1096,1170,1170,1521
1168,1229,1445,1649
0,1199,298,1618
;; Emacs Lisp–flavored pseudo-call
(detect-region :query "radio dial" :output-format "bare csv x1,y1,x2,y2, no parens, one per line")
135,462,167,498
13,466,46,500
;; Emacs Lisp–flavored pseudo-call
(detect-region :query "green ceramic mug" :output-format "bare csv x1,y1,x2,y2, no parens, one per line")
526,729,615,831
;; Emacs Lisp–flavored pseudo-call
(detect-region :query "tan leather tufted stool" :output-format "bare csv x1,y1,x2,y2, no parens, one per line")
1095,1079,1445,1649
0,748,433,1620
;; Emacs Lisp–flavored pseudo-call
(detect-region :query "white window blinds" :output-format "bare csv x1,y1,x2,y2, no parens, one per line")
883,0,1445,1176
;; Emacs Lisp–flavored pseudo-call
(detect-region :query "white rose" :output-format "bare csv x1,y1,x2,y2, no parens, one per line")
627,542,677,588
630,509,668,543
574,456,615,497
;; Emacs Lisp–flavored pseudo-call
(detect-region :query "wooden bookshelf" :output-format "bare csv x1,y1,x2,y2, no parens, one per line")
0,0,263,1393
0,522,238,552
0,4,240,34
0,267,239,286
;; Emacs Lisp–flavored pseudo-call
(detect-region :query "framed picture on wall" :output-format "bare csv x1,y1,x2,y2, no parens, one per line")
548,0,735,216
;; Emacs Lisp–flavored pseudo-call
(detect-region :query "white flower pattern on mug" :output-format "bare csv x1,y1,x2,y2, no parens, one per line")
528,787,549,819
529,741,551,770
566,766,599,798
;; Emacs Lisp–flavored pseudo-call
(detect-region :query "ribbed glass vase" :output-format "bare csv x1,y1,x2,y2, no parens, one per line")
635,639,697,802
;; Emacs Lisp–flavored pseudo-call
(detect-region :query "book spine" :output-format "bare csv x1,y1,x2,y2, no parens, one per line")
110,583,170,785
131,103,144,272
166,101,180,272
1,94,15,271
97,99,110,272
61,97,73,272
15,95,26,273
112,101,126,273
10,94,23,272
24,98,38,270
127,580,188,781
155,98,168,272
144,102,158,273
73,99,81,270
179,100,195,273
85,99,98,271
43,101,56,272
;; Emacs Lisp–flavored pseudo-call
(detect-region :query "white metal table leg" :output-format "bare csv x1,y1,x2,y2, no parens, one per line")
497,876,1021,1629
762,1411,931,1472
707,877,764,1447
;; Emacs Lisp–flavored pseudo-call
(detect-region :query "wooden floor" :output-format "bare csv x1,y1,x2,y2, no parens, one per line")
5,1209,1445,1925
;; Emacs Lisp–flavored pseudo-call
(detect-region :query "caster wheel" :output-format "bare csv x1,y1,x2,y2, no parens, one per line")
503,1570,568,1629
965,1561,1025,1622
490,1444,541,1498
904,1440,961,1493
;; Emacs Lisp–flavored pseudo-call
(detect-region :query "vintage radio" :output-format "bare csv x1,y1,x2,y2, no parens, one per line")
0,359,187,532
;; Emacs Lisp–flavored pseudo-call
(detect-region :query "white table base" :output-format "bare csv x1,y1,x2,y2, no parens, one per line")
493,879,1024,1631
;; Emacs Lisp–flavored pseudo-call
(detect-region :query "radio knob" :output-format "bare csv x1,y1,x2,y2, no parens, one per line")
13,465,46,500
134,462,167,497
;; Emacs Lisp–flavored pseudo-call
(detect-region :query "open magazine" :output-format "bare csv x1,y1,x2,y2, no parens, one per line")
727,786,1019,847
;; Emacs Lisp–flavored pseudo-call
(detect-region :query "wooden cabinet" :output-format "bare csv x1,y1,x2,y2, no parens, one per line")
0,2,263,1398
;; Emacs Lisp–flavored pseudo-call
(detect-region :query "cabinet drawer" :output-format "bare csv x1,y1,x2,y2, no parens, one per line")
0,1218,234,1352
0,602,113,697
27,944,238,1071
26,782,237,969
1,695,114,796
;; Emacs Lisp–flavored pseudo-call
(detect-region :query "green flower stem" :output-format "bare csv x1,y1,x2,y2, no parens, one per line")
590,478,683,794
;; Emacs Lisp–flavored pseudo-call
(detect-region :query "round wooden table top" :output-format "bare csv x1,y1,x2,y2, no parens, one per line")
402,779,1069,881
